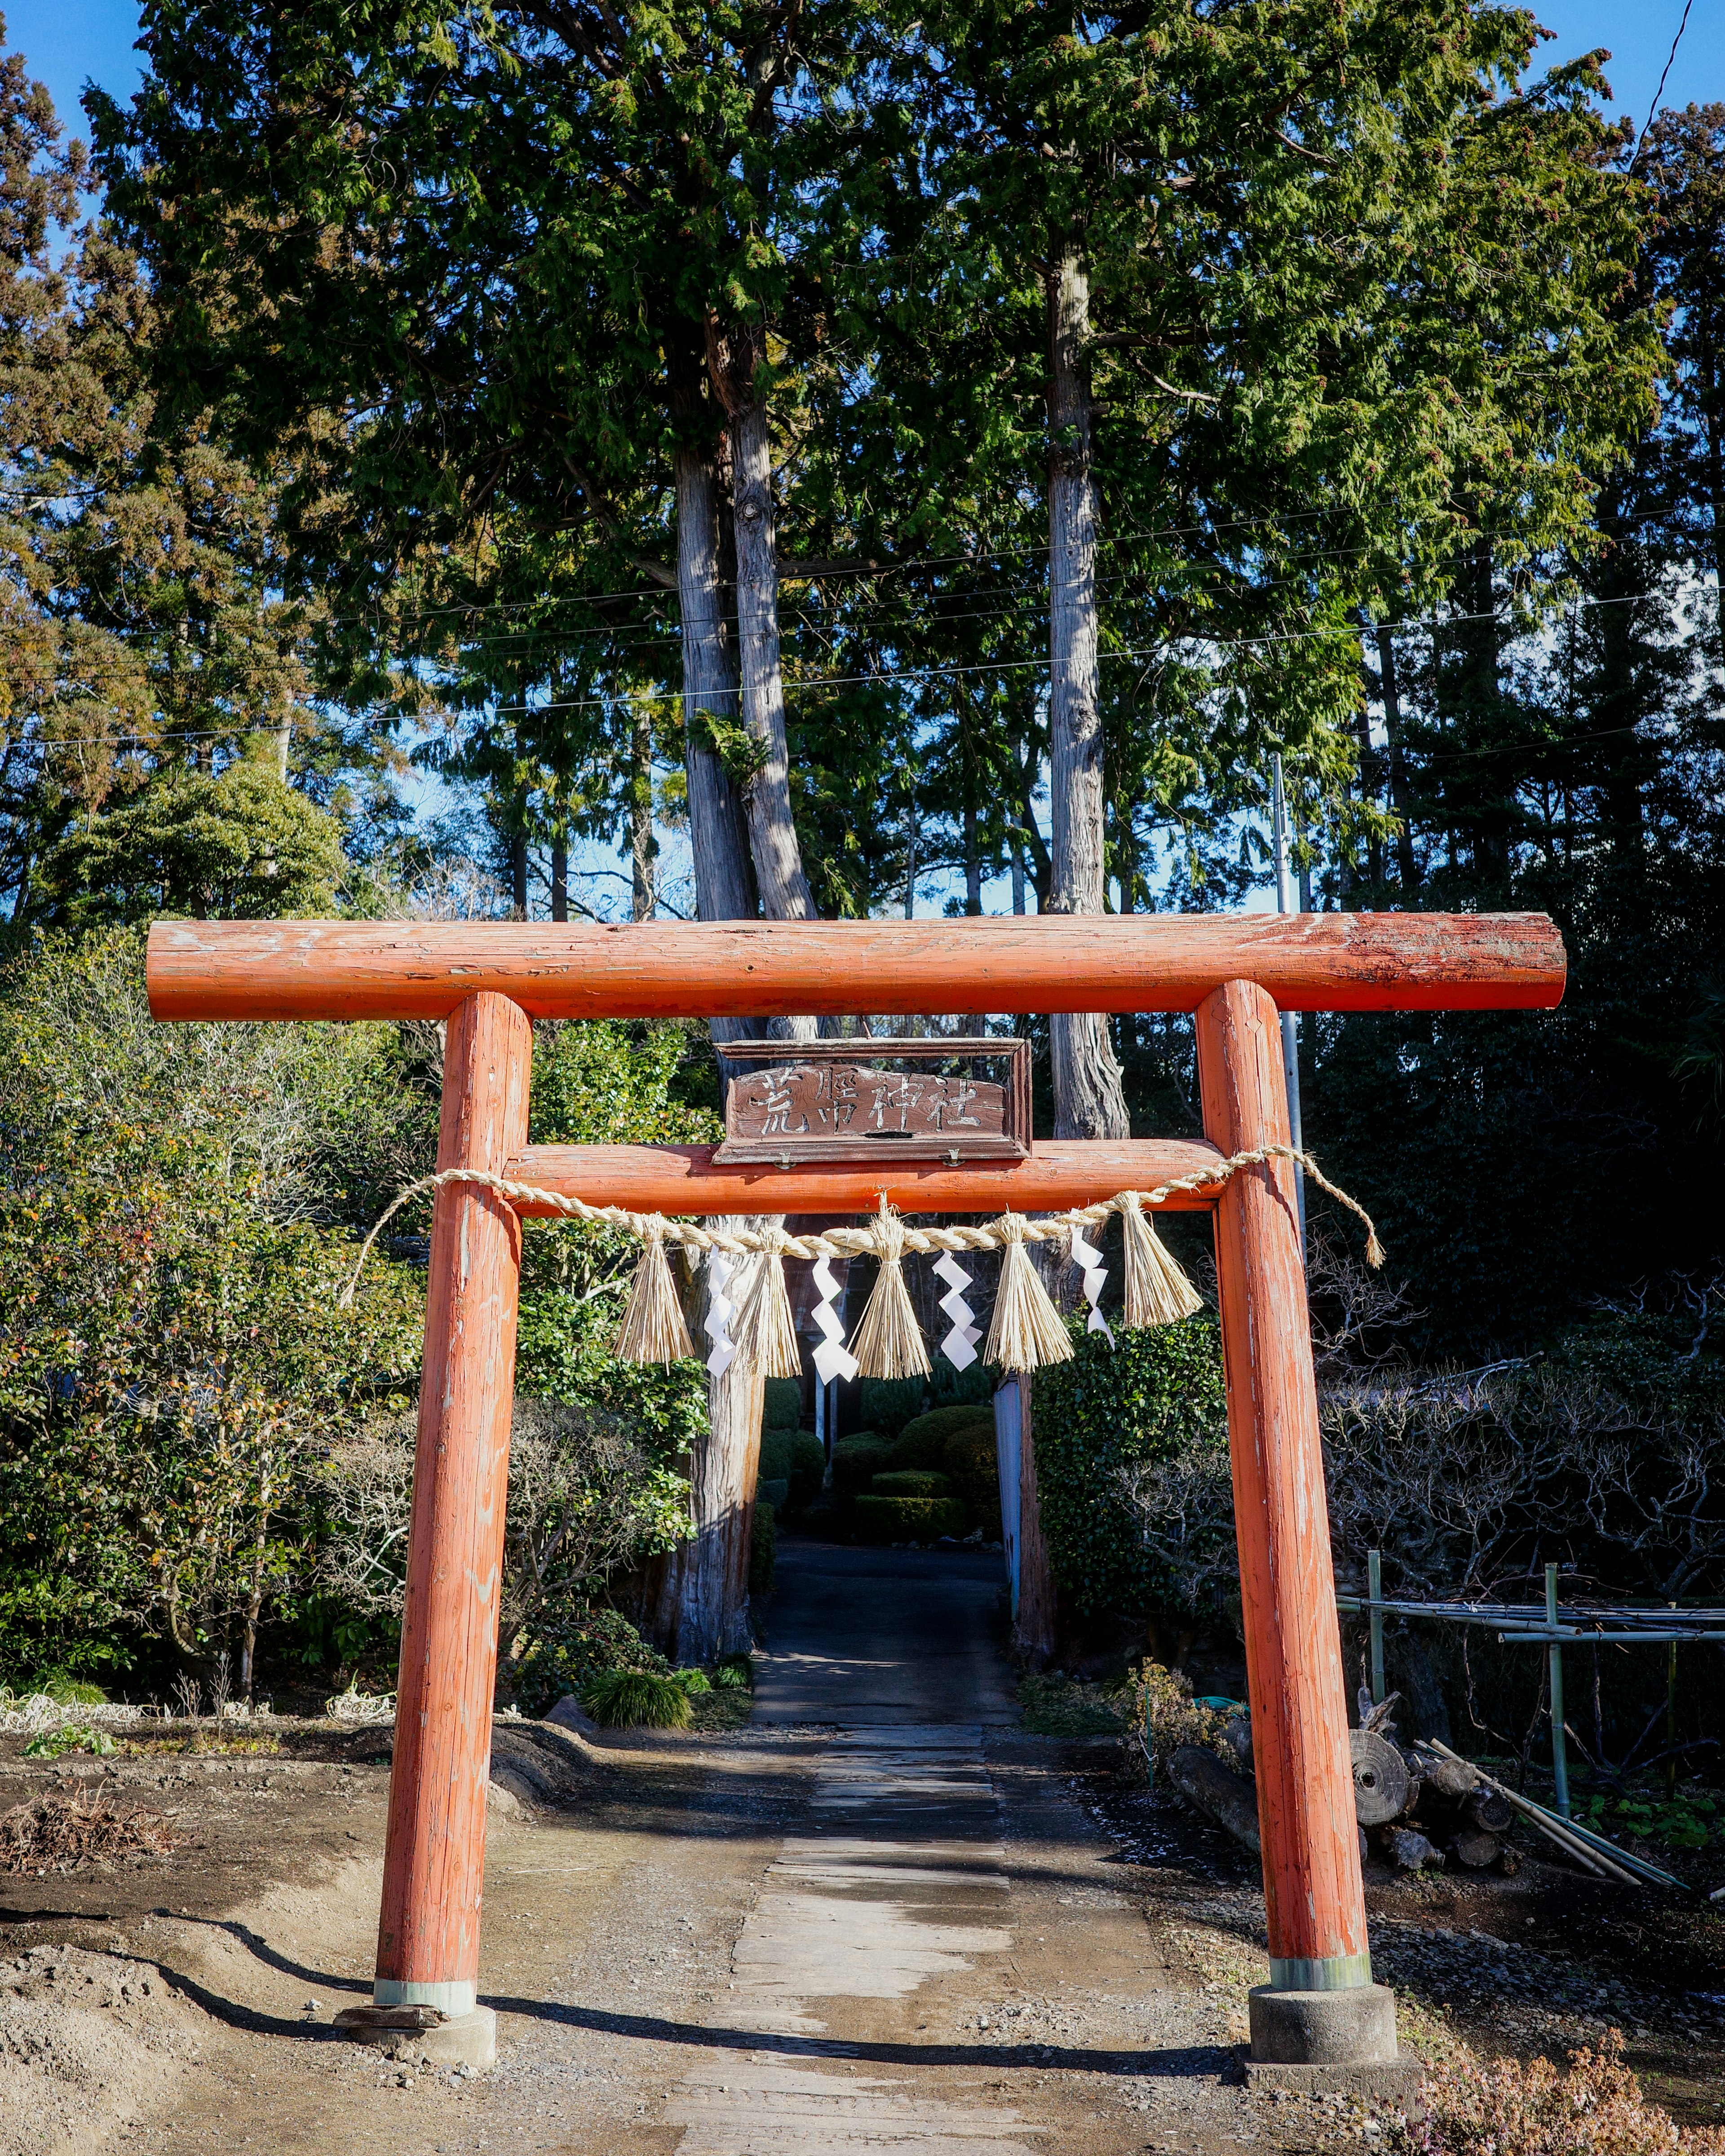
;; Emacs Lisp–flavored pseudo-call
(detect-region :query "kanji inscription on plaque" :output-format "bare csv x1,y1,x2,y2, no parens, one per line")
714,1037,1030,1164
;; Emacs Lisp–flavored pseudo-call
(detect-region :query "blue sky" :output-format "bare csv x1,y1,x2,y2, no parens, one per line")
11,1,1721,153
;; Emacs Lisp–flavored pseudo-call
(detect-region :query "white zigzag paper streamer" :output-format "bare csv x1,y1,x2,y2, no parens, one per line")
933,1251,982,1371
1069,1225,1116,1348
809,1254,858,1386
704,1250,738,1377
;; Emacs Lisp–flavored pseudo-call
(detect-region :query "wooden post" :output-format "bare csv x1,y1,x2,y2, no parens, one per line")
1197,979,1370,1994
375,991,532,2019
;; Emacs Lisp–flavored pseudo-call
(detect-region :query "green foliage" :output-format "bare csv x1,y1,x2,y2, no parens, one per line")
762,1379,802,1432
758,1425,823,1509
854,1494,966,1543
22,1724,115,1758
749,1500,777,1595
579,1667,692,1731
831,1435,893,1494
509,1605,669,1720
1016,1671,1128,1740
940,1418,1002,1539
871,1470,951,1499
44,761,349,925
713,1653,754,1692
1033,1316,1229,1619
893,1405,991,1471
672,1666,712,1696
859,1379,926,1437
1579,1786,1719,1856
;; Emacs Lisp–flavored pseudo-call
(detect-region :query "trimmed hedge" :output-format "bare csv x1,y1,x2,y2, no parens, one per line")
941,1417,1002,1538
1032,1313,1227,1618
871,1469,951,1498
854,1494,966,1543
750,1498,777,1593
832,1432,893,1492
763,1377,802,1431
858,1377,926,1436
759,1423,826,1507
758,1475,791,1511
894,1404,992,1471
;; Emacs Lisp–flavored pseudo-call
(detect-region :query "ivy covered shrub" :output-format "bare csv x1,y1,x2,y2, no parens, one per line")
854,1494,966,1542
1032,1314,1228,1620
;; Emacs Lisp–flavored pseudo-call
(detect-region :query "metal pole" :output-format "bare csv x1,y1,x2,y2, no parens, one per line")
1271,755,1307,1252
1545,1564,1570,1818
1368,1550,1385,1707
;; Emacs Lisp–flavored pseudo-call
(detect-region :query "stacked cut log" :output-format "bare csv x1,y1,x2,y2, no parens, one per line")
1368,1748,1518,1875
1163,1722,1520,1877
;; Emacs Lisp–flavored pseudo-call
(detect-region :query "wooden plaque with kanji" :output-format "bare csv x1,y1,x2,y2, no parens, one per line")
714,1037,1030,1164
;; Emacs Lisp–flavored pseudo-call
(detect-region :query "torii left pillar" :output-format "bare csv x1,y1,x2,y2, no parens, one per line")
373,990,531,2065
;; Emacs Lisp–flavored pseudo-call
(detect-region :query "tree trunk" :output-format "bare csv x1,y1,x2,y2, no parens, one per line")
509,823,528,920
651,1229,764,1663
711,321,816,920
550,829,568,923
1046,237,1128,1143
630,706,657,920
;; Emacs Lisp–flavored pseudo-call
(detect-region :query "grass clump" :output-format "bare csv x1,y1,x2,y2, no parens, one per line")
1016,1671,1130,1739
578,1668,693,1730
1421,2031,1725,2155
713,1653,755,1691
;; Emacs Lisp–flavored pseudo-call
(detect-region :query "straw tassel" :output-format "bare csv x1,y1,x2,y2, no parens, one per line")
849,1198,931,1380
614,1224,696,1364
1117,1193,1204,1327
731,1229,805,1379
983,1214,1073,1374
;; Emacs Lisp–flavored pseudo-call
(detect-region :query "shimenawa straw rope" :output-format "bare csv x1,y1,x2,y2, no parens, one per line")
339,1143,1381,1377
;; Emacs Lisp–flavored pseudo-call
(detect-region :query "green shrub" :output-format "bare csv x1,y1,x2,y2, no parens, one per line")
1033,1315,1227,1619
750,1499,777,1593
672,1666,712,1695
854,1494,966,1543
762,1378,803,1431
789,1429,825,1507
832,1434,894,1493
859,1378,926,1436
927,1362,993,1412
894,1404,992,1471
508,1604,670,1719
942,1418,1002,1537
757,1423,794,1482
871,1469,952,1498
758,1475,791,1511
714,1653,754,1690
23,1723,115,1758
579,1668,693,1729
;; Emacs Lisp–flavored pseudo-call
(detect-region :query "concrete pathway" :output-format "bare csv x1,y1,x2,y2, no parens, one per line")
753,1540,1017,1727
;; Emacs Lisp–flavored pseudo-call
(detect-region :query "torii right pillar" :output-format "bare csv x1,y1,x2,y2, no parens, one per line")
1197,979,1402,2085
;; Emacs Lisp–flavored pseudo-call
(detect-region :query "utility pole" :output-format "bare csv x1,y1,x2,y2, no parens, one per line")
1271,755,1308,1254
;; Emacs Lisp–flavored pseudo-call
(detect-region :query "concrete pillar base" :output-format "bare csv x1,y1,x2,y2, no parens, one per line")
1243,2055,1424,2107
1248,1982,1399,2065
335,2004,497,2071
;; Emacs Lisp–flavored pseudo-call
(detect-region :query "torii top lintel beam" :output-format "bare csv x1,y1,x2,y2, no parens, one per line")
146,912,1565,1024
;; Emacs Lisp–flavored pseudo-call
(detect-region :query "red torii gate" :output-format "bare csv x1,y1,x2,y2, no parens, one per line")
147,910,1565,2076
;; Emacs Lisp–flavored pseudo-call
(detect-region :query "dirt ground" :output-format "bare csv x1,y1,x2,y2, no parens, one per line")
1,1547,1721,2156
